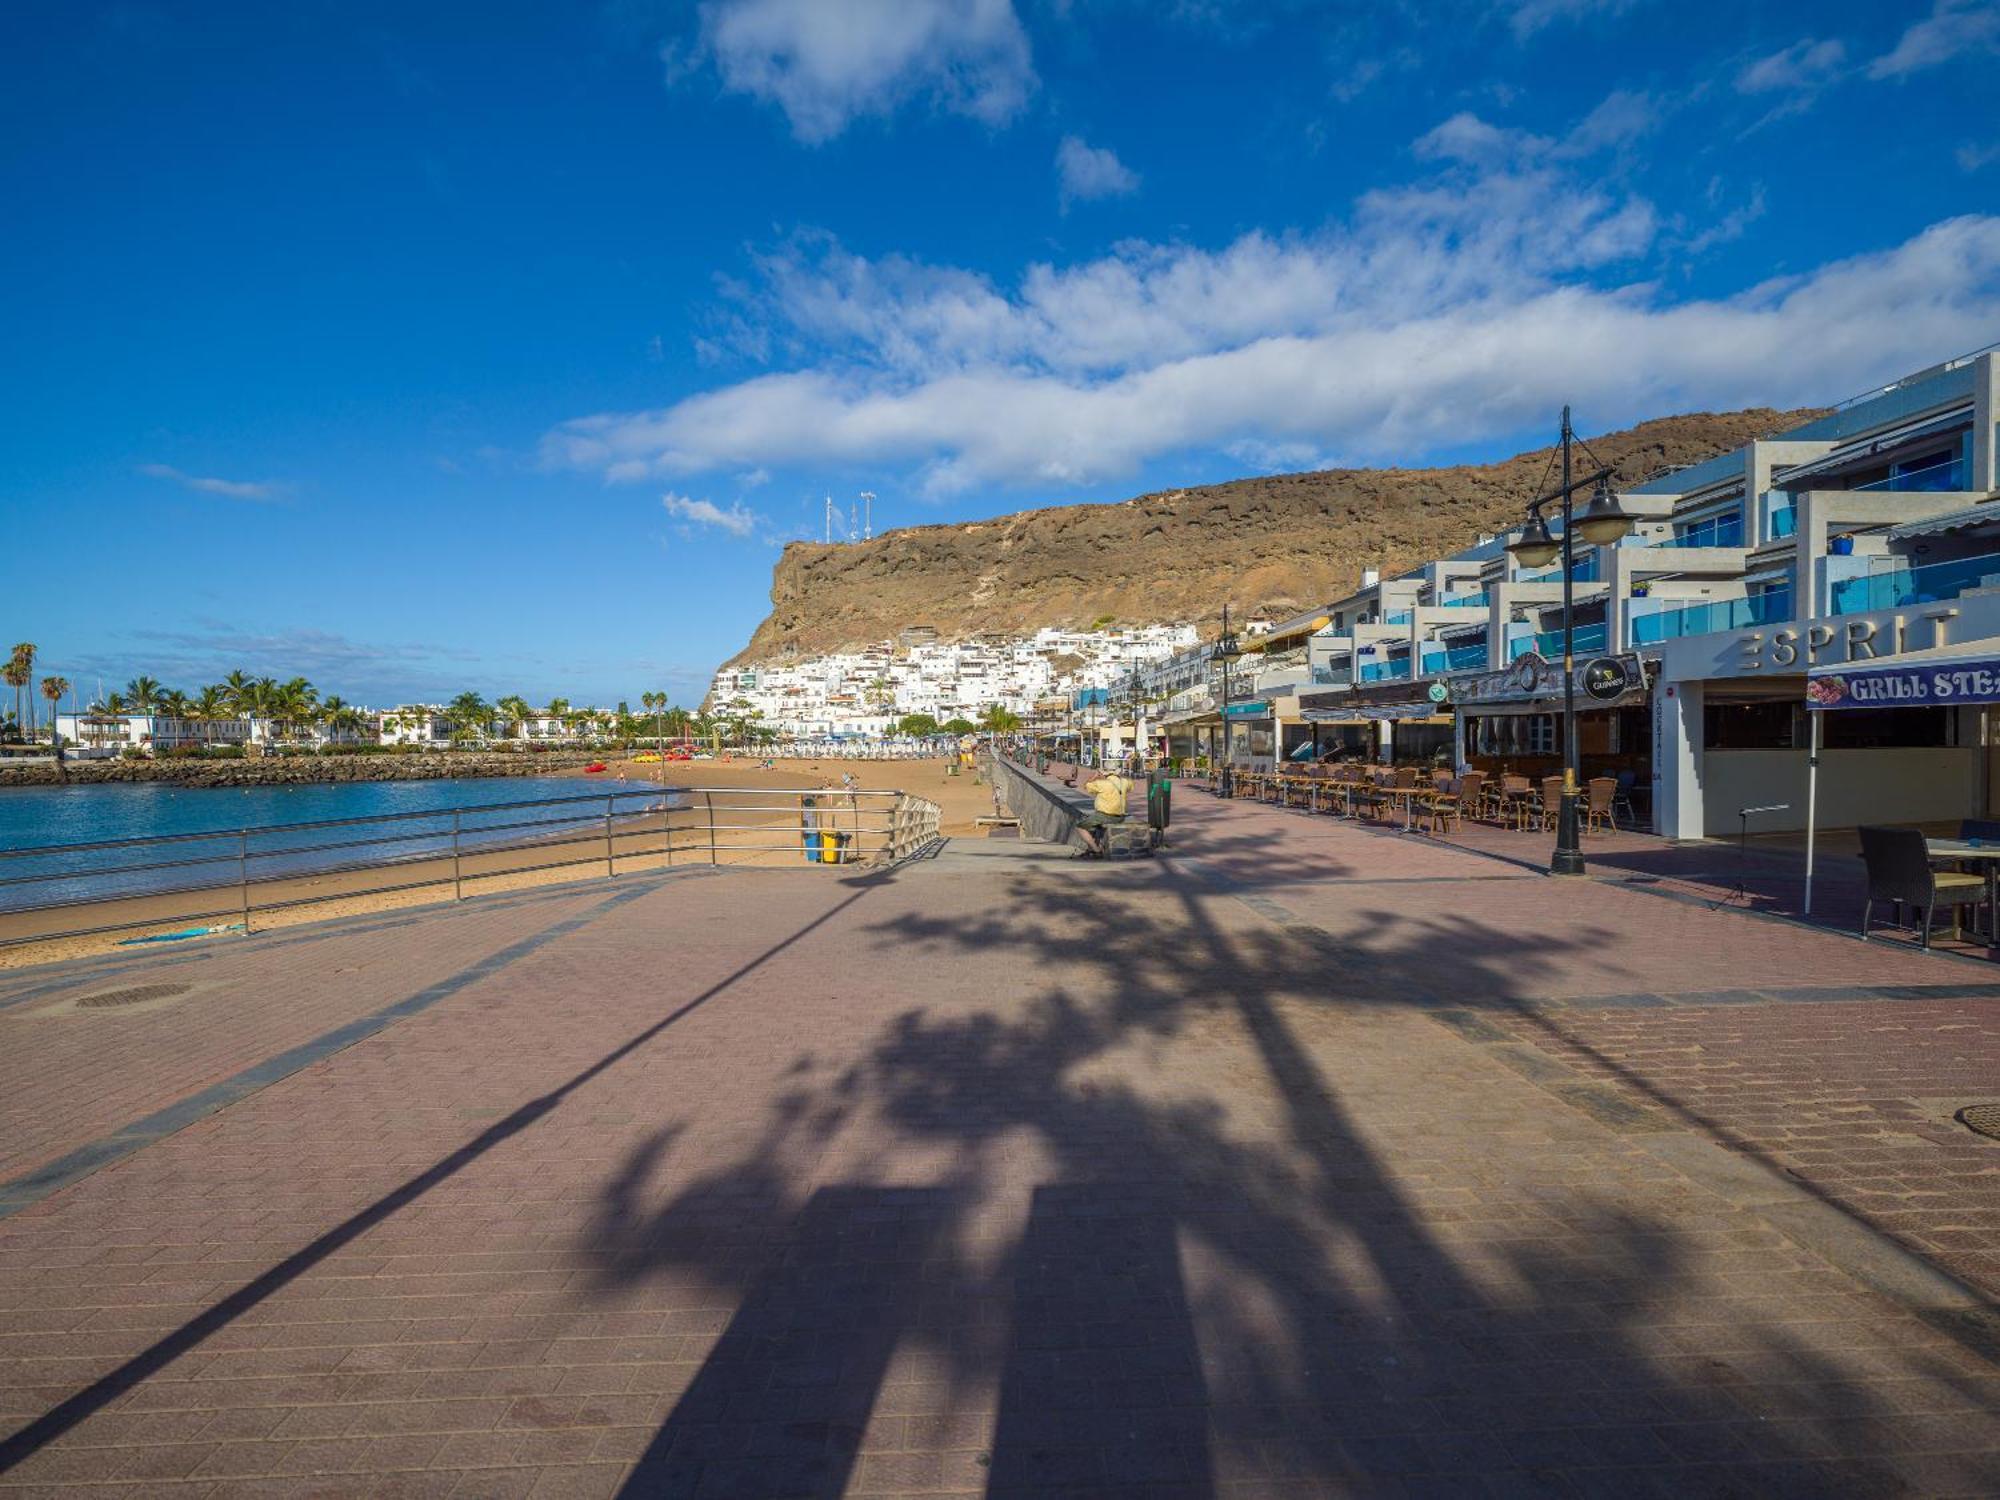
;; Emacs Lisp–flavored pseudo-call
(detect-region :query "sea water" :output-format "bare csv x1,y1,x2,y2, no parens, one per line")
0,776,670,911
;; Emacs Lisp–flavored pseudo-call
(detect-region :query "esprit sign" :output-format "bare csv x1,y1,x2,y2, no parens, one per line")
1735,609,1959,673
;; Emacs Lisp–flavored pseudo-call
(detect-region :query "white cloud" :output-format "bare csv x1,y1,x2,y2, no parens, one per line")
542,92,2000,500
1736,37,1846,93
1961,141,2000,172
1682,183,1768,254
1055,135,1140,207
662,491,763,537
1413,92,1654,167
677,0,1033,143
1870,0,2000,79
1505,0,1640,39
138,463,286,502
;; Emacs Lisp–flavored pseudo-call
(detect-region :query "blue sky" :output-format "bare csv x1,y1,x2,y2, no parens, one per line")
4,0,1997,709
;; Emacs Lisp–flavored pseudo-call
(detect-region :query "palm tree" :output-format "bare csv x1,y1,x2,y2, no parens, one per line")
447,691,491,742
156,688,192,720
320,696,366,740
123,676,163,713
642,691,670,753
193,685,228,721
220,670,255,716
496,695,532,739
40,675,68,745
3,646,32,742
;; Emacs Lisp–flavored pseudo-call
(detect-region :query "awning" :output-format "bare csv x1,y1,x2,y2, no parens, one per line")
1773,409,1972,487
1885,501,2000,542
1807,641,2000,710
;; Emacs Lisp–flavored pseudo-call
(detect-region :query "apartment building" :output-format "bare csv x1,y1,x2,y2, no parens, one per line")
1248,345,2000,838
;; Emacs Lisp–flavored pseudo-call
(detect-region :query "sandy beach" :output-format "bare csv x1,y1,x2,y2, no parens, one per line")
0,754,999,972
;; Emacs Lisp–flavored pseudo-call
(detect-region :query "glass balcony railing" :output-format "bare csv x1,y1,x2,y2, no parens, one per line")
1384,608,1413,626
1652,513,1744,549
1518,556,1598,585
1437,590,1488,608
1359,659,1409,682
1851,456,1965,494
1630,586,1794,644
1508,623,1606,660
1422,642,1489,673
1830,552,2000,615
1768,505,1798,540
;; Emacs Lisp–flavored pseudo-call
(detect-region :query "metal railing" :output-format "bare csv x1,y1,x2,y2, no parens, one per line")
0,786,944,949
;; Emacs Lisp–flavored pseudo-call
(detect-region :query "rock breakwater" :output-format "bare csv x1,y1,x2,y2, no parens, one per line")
0,751,610,790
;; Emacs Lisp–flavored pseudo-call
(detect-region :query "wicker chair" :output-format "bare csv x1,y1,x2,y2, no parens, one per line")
1858,825,1987,949
1585,777,1617,835
1455,770,1488,822
1537,776,1563,832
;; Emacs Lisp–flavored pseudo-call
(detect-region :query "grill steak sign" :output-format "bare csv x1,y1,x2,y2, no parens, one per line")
1807,658,2000,711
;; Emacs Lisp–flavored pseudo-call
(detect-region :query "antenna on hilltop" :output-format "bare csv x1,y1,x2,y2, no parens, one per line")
824,494,833,544
860,491,875,541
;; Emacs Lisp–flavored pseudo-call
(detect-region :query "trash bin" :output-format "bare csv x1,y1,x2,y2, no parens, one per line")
801,796,822,864
820,830,850,864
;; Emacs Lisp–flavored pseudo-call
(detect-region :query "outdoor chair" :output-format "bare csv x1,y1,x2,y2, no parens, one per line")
1612,769,1640,828
1426,777,1462,834
1538,776,1563,832
1457,771,1488,822
1585,777,1617,835
1857,824,1988,949
1498,774,1534,830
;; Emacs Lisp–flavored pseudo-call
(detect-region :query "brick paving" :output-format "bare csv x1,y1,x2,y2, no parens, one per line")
0,789,1996,1495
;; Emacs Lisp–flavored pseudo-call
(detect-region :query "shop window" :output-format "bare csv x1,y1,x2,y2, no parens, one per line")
1819,707,1952,749
1704,700,1800,749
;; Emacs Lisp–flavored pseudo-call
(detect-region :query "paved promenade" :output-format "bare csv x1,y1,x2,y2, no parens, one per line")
1,790,1998,1496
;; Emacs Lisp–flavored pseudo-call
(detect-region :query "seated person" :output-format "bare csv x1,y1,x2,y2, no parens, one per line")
1075,767,1133,857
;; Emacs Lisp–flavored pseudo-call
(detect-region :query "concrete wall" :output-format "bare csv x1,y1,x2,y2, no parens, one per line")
1701,746,1981,836
990,756,1088,845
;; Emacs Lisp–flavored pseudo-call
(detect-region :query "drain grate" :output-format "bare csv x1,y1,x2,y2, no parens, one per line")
75,983,191,1011
1958,1104,2000,1142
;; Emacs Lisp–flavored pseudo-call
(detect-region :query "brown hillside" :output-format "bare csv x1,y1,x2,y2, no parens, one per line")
726,408,1819,666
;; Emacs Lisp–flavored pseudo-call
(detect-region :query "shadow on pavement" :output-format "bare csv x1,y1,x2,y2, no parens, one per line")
574,829,1996,1494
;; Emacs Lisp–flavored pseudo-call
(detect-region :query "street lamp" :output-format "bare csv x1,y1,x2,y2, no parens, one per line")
1212,604,1243,797
1505,405,1636,877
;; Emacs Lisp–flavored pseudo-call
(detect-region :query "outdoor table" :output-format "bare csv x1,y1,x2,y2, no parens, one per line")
1925,837,2000,942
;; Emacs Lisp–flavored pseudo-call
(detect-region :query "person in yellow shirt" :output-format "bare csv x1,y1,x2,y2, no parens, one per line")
1075,768,1132,857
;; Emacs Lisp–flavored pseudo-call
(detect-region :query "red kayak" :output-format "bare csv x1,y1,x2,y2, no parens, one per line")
583,761,608,774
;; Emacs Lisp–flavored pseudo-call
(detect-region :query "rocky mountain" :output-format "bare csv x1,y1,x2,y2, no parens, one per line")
724,408,1819,667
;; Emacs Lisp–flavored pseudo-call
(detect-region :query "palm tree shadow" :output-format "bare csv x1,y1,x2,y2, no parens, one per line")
580,849,1982,1495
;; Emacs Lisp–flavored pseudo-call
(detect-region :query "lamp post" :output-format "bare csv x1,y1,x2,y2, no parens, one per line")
1213,604,1242,796
1505,407,1636,876
1127,650,1145,771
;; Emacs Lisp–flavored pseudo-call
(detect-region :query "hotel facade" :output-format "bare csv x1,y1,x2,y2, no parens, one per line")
1152,345,2000,841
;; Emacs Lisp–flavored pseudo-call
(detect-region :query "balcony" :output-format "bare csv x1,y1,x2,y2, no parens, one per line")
1851,455,1966,495
1384,608,1413,626
1358,659,1409,683
1518,556,1599,585
1421,642,1489,674
1510,622,1608,659
1630,586,1794,644
1768,504,1798,540
1651,513,1744,549
1437,590,1488,608
1830,551,2000,615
